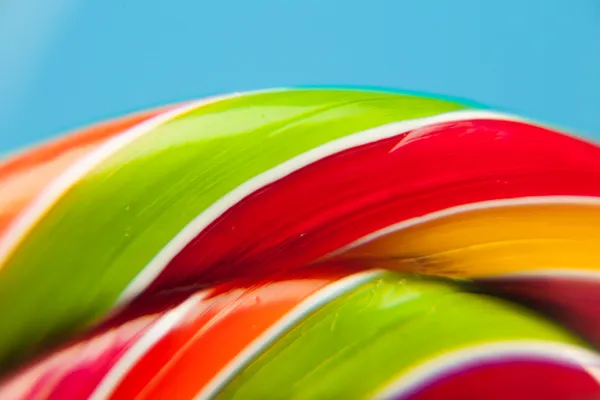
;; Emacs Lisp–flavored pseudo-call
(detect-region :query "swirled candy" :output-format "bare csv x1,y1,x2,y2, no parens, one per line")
0,87,599,399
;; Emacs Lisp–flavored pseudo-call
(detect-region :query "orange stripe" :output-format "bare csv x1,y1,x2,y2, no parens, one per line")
109,268,354,400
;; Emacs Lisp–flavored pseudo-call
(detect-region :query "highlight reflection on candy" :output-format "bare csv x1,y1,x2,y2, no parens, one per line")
0,87,599,399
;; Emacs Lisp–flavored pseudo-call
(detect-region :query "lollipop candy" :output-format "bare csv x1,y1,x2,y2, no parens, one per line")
0,87,599,399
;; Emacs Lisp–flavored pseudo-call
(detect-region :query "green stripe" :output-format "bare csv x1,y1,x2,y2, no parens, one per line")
0,88,470,369
215,273,588,399
292,85,492,110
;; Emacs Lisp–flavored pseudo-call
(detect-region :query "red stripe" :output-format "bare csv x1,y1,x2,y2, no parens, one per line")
0,316,158,400
146,119,600,293
397,358,600,400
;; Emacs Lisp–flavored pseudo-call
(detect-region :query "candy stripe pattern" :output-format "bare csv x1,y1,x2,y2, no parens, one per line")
0,87,599,399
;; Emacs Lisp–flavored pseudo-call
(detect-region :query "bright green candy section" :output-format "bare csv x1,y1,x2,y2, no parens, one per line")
216,273,590,400
0,89,471,369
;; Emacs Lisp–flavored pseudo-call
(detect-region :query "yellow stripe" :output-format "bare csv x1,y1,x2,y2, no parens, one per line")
334,204,600,278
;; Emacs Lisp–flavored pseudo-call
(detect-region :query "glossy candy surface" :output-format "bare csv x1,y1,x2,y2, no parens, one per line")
1,87,599,399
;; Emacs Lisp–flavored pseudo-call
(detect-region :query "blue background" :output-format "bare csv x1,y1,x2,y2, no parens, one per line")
0,0,598,153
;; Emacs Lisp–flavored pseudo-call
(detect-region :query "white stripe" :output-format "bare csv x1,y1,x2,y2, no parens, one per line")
118,109,526,305
479,269,600,281
195,269,385,400
88,290,211,400
0,94,240,267
375,340,600,399
324,195,600,259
